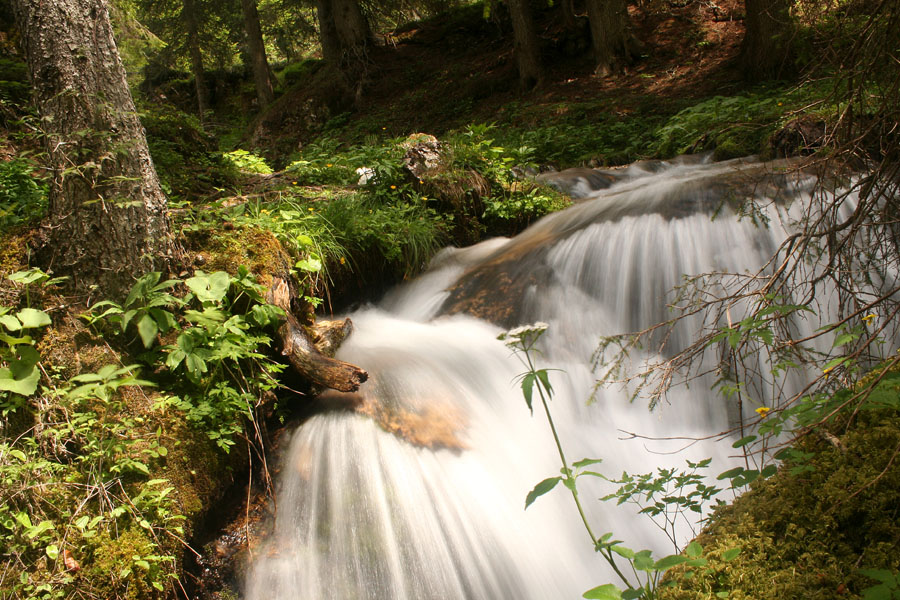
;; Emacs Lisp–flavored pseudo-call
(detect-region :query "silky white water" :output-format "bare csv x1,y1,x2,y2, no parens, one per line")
245,157,844,599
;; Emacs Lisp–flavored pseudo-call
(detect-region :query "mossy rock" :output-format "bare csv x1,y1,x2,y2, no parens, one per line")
660,379,900,600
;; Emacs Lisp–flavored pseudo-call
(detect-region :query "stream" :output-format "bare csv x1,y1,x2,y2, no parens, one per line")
243,156,852,599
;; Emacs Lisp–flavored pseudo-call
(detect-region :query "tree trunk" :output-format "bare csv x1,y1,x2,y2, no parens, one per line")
586,0,641,75
560,0,576,30
12,0,182,299
332,0,369,53
315,0,342,65
506,0,544,90
240,0,275,107
183,0,209,119
740,0,794,81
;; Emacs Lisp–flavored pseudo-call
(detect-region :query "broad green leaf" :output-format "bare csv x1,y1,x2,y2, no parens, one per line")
26,519,54,539
0,332,33,346
125,272,161,307
633,550,654,571
858,569,895,584
583,584,623,599
45,544,59,559
536,369,553,397
14,512,32,529
732,435,757,448
0,314,21,331
295,256,323,273
686,557,708,567
654,554,689,571
0,346,41,395
686,541,702,558
17,308,51,329
521,372,535,413
137,313,158,348
149,307,178,333
760,464,778,478
722,547,742,561
823,356,848,371
862,585,892,600
832,333,857,348
573,457,603,469
7,269,48,285
525,476,561,509
186,270,231,304
610,545,635,559
185,353,208,377
717,467,744,481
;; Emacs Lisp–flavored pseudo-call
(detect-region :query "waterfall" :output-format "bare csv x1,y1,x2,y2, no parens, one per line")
244,157,846,599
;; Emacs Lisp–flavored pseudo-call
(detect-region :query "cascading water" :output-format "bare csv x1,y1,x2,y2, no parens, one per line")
245,156,849,599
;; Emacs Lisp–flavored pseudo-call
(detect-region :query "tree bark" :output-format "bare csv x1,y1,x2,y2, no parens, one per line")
183,0,209,119
12,0,182,299
739,0,794,81
315,0,342,65
332,0,369,53
240,0,275,107
586,0,641,76
560,0,576,30
267,277,368,393
506,0,544,90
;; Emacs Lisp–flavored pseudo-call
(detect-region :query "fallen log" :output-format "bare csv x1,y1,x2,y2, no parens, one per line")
267,276,368,392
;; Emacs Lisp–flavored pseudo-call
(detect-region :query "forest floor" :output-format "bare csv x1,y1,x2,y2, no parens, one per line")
238,0,749,165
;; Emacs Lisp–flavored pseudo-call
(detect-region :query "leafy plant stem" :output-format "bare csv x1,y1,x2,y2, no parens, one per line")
523,344,635,590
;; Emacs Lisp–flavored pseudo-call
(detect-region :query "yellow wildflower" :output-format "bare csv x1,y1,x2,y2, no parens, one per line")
755,406,771,417
862,313,877,324
260,209,270,214
326,163,333,167
292,181,298,185
339,257,346,265
390,185,396,190
823,366,833,377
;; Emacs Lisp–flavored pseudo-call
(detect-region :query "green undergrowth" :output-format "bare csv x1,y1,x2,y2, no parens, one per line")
0,264,285,598
141,104,236,200
206,126,569,305
658,366,900,600
485,78,843,167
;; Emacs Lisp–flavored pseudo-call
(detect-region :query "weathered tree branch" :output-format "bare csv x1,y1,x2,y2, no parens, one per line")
267,276,367,392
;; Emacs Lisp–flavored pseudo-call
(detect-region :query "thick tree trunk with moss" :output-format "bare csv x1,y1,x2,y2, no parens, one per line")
12,0,182,299
586,0,641,75
506,0,544,90
183,0,209,118
739,0,794,81
240,0,275,107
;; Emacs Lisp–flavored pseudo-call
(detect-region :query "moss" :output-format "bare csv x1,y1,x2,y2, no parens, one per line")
660,388,900,600
190,227,291,286
87,527,161,599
